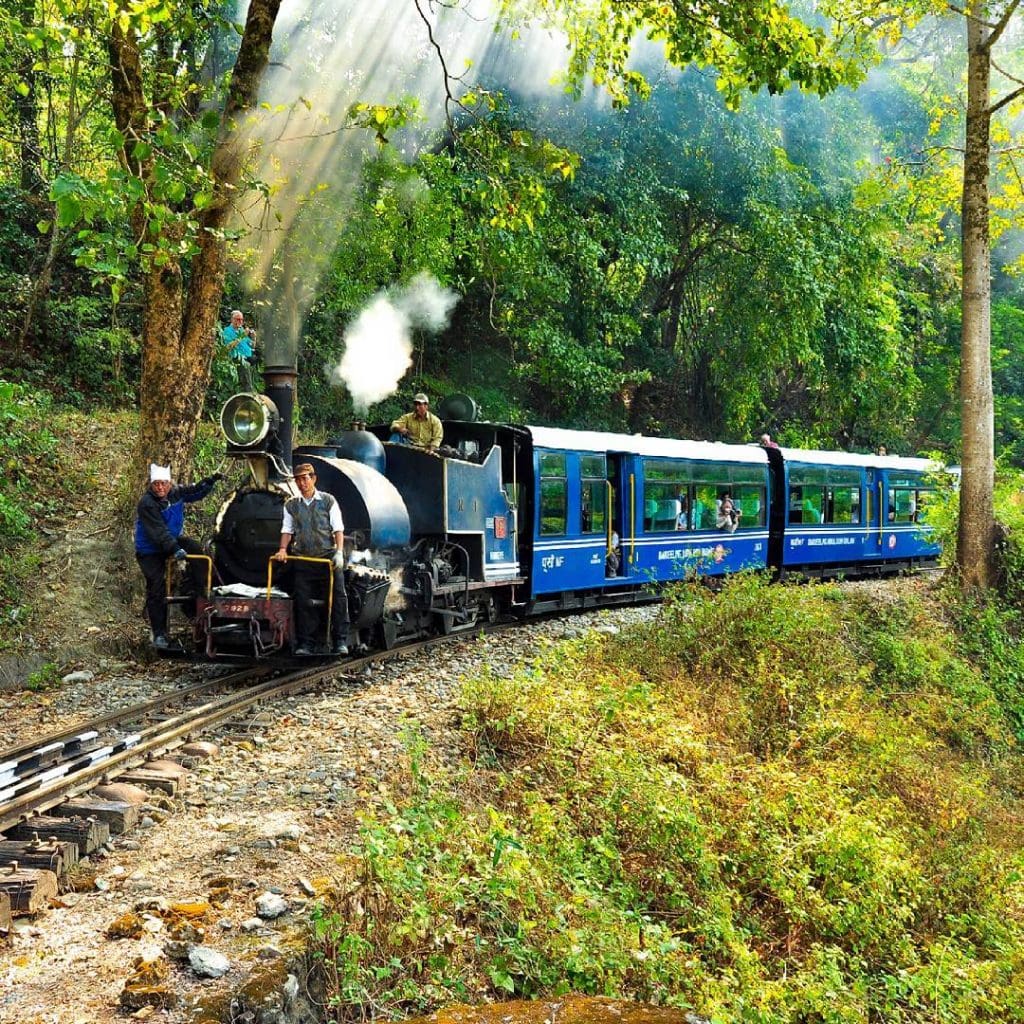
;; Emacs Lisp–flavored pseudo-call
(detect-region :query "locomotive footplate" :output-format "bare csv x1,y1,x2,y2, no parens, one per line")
196,594,292,658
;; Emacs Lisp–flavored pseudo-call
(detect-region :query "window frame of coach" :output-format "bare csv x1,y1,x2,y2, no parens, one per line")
642,459,767,533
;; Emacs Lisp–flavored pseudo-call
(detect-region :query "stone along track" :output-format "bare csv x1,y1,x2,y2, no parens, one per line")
0,624,520,931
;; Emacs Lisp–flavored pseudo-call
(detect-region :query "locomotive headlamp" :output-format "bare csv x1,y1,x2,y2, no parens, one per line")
220,393,280,448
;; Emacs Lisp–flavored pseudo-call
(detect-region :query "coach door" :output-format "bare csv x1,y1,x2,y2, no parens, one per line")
864,469,883,556
606,453,635,580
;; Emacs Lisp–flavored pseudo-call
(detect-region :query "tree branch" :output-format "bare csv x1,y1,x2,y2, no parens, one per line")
988,82,1024,116
986,0,1021,48
991,57,1024,89
413,0,478,133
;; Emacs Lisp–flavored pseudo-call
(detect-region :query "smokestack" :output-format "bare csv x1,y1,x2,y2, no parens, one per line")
263,364,297,471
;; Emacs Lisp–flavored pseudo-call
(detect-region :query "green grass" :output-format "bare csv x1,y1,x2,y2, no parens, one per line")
313,575,1024,1023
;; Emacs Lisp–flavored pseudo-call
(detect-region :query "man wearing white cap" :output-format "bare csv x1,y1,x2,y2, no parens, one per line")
389,393,443,452
134,463,223,649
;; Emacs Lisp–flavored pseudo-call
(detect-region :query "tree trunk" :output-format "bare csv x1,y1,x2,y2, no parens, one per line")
956,7,996,590
14,0,43,194
109,0,282,484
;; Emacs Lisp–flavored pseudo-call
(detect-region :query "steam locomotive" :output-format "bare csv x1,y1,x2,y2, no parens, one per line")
180,378,943,660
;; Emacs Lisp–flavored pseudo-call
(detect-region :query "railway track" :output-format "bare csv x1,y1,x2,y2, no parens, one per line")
0,623,516,926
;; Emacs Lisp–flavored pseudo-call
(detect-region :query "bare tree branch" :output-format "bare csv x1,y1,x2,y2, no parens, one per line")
989,82,1024,116
986,0,1021,48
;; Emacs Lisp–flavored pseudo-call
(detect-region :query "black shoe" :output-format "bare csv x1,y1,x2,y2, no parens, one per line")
294,644,314,657
330,643,349,656
153,635,170,650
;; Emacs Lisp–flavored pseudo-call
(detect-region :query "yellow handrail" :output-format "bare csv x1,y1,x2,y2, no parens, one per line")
605,480,614,554
629,473,636,564
877,482,884,546
164,554,213,598
268,554,335,646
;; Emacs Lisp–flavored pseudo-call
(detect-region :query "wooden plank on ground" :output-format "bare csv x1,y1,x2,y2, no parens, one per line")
0,890,11,936
7,814,110,856
0,867,58,915
115,769,180,796
54,797,140,835
0,840,64,875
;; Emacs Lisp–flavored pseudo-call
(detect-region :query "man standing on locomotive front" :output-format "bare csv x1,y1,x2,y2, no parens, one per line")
272,463,349,657
134,463,222,650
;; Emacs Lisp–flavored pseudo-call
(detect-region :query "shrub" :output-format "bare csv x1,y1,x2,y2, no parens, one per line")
313,578,1024,1022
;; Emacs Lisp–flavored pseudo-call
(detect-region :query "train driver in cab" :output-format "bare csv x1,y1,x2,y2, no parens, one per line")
390,393,443,453
273,463,350,657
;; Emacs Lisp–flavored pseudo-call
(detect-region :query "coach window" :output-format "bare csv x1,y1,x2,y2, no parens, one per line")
643,459,690,531
888,477,923,523
826,470,861,524
788,468,827,524
539,453,567,535
691,465,731,531
580,455,607,534
731,468,766,529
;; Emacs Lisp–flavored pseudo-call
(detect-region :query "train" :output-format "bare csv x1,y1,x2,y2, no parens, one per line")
175,385,945,659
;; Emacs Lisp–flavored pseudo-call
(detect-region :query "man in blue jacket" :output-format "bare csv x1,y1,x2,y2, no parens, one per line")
134,463,222,649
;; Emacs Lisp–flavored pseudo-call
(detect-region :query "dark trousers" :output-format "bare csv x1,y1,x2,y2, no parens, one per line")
136,536,205,636
291,558,349,647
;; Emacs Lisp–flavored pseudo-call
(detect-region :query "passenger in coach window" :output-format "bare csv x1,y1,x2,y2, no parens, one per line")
716,496,741,533
676,493,689,530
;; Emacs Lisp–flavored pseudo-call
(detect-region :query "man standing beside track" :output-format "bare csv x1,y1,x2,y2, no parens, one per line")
273,463,350,657
134,464,222,650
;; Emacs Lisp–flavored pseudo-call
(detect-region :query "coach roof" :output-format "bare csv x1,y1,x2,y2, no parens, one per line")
778,447,942,473
526,426,769,465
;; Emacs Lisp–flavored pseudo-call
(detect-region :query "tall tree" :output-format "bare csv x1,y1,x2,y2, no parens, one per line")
956,0,1021,589
105,0,282,480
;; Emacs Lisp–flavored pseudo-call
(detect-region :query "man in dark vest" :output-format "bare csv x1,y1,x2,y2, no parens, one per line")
134,463,222,649
272,463,350,656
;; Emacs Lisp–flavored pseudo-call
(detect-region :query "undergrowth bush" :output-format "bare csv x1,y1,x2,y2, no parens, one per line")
315,576,1024,1023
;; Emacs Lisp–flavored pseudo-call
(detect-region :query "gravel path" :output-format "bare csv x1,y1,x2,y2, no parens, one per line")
0,605,659,1024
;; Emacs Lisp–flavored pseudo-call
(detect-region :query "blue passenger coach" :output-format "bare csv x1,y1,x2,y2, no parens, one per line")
526,427,770,599
777,448,941,576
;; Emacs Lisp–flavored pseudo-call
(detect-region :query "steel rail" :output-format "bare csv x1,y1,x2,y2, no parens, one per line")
0,667,267,767
0,621,514,834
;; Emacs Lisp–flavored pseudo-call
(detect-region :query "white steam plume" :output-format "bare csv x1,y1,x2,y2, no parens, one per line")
329,273,459,412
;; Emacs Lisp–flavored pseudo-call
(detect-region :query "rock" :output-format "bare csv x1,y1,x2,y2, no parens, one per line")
297,877,316,897
283,973,300,1007
62,670,95,684
163,941,191,961
188,946,230,979
93,783,149,805
257,945,283,960
240,917,265,933
179,741,219,759
595,624,620,635
255,892,289,919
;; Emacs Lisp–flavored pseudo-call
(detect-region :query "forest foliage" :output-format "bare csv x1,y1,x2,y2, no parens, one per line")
0,3,1021,459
